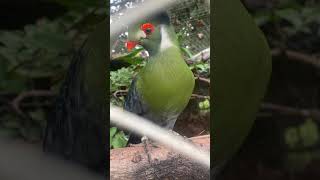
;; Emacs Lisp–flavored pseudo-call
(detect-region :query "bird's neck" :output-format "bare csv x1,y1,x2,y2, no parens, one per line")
146,24,177,57
159,25,175,52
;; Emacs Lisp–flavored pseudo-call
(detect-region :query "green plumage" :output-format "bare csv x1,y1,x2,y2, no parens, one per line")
137,46,194,114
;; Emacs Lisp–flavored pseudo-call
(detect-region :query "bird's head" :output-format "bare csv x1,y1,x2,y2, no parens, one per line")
126,12,171,55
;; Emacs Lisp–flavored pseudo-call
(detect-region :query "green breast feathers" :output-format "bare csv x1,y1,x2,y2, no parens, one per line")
136,46,195,114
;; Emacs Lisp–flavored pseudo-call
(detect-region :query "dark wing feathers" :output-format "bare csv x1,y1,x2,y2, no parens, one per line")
124,78,149,116
123,78,150,143
43,41,106,171
43,21,107,171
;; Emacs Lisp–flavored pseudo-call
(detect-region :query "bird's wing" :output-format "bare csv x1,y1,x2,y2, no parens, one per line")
123,78,150,143
124,78,149,116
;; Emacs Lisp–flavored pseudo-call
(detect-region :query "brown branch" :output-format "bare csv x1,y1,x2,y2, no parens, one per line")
191,94,209,99
271,49,320,68
195,76,210,84
186,48,210,64
260,103,320,121
112,89,128,98
110,135,210,180
10,90,55,117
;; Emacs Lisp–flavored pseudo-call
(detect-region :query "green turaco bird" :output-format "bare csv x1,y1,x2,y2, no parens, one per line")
124,12,195,143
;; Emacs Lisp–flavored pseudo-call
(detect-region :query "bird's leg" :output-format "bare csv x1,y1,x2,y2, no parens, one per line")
141,136,152,164
141,136,159,163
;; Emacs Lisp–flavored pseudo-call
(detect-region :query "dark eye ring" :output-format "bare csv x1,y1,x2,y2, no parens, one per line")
145,28,152,35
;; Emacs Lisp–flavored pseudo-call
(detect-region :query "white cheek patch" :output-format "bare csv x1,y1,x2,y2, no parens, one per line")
160,25,173,51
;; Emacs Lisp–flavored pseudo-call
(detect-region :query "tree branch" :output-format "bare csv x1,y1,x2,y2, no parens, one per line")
191,94,209,99
271,48,320,68
110,135,210,180
260,102,320,121
186,48,210,64
9,90,55,117
112,89,128,98
195,76,210,84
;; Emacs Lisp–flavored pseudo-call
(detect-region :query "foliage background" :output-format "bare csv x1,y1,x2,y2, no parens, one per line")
0,0,106,142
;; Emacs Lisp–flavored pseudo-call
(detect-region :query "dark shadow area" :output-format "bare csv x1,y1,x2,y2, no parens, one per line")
218,0,320,179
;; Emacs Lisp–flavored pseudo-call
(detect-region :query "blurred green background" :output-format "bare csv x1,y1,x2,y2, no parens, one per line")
0,0,106,142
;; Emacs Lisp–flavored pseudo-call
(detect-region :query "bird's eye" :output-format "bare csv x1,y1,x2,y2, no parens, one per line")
144,28,152,35
140,23,155,35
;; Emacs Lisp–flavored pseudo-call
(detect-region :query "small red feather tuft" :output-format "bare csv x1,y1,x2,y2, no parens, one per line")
125,41,138,51
140,23,155,35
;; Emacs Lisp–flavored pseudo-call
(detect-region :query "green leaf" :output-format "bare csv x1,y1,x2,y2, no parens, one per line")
110,127,117,139
275,9,302,27
254,12,272,26
111,47,144,65
180,47,193,58
110,67,135,92
0,31,24,49
110,127,117,148
284,127,299,149
23,20,72,52
213,0,272,167
111,131,128,149
29,109,46,125
299,118,319,147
